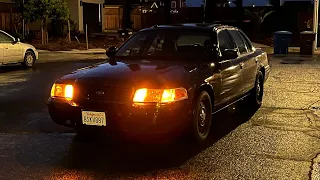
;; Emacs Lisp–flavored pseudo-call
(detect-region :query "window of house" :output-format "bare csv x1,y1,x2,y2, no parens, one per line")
171,1,177,8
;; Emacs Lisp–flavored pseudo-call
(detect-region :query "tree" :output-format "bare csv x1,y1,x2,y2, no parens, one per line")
234,0,243,26
245,9,274,25
244,8,274,34
269,0,280,7
13,0,69,44
203,0,230,22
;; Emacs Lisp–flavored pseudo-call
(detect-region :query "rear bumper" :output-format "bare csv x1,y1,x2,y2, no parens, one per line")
47,98,192,137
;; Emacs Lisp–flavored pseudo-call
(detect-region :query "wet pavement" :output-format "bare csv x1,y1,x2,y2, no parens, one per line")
1,58,320,179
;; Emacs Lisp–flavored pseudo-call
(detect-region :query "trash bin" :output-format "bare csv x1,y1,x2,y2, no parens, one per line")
300,31,316,55
274,31,292,54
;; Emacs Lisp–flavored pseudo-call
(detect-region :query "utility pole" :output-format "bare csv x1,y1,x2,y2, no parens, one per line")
313,0,319,50
203,0,206,23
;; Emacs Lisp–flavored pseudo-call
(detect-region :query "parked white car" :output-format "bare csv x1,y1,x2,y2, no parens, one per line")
0,30,38,68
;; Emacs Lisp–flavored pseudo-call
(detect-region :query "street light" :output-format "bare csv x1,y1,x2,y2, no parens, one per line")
313,0,319,50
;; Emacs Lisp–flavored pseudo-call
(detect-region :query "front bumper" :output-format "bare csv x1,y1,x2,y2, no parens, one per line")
264,64,271,82
34,50,39,60
47,98,192,137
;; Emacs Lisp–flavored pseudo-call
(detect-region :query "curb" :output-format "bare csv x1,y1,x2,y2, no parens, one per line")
36,55,107,64
38,50,106,55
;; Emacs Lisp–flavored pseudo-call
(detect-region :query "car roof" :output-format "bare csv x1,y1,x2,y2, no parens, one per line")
140,23,237,33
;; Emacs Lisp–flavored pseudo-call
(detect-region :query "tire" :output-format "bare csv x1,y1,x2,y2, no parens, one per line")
191,91,213,144
22,50,35,68
249,71,264,107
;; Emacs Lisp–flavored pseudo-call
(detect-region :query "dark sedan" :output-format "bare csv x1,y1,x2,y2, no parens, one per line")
47,24,270,143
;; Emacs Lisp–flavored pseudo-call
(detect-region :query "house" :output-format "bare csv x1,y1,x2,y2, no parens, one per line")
0,0,105,34
68,0,105,33
0,0,17,32
146,0,186,9
103,0,186,31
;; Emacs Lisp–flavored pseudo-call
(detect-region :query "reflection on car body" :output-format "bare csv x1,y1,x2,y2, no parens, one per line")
47,23,271,143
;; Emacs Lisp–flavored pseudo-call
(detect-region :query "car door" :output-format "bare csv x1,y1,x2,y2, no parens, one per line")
227,29,251,97
215,29,243,105
0,31,22,64
238,30,258,93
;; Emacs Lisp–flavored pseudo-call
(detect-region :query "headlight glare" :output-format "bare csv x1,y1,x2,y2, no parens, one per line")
50,83,74,100
133,88,188,103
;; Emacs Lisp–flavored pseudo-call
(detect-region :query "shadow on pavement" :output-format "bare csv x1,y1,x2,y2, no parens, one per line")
0,64,29,73
62,98,258,174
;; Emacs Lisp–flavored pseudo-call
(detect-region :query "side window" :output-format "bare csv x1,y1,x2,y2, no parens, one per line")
0,32,13,43
217,30,235,52
146,35,165,56
238,30,253,52
116,32,149,56
175,33,212,57
228,30,247,54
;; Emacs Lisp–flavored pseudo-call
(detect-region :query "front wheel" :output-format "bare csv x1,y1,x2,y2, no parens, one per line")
22,50,35,68
249,71,264,107
191,91,213,144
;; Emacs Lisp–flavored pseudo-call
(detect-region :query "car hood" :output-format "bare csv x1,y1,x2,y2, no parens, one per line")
59,59,200,89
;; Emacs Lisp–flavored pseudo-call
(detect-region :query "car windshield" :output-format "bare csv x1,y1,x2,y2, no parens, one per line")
115,30,215,59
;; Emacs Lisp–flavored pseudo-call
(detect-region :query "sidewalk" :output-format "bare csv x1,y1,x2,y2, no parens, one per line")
38,48,106,54
253,42,320,64
253,42,320,55
37,48,107,63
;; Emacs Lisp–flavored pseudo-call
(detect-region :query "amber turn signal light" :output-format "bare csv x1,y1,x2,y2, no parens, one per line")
133,88,188,103
50,84,74,100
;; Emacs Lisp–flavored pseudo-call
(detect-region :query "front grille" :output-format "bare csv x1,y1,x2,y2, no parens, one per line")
75,85,134,104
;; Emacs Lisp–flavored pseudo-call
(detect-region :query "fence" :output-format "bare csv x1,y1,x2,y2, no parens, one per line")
104,6,123,31
0,2,20,33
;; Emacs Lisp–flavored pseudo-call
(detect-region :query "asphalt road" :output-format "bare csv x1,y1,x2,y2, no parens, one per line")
1,57,320,179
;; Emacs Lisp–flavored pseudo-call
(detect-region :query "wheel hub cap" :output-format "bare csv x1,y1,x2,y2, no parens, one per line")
26,55,33,64
199,103,206,127
256,79,261,97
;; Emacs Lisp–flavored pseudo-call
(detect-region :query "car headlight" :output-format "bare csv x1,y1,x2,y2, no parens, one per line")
50,84,74,100
133,88,188,103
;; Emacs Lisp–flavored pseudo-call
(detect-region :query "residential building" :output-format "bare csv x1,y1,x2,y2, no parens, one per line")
68,0,105,33
0,0,105,33
0,0,16,32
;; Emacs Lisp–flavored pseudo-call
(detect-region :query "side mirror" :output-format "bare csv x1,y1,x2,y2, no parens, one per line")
13,37,20,44
221,49,238,60
106,46,117,58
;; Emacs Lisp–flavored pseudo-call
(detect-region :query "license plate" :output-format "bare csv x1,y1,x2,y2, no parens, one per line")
82,111,106,126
